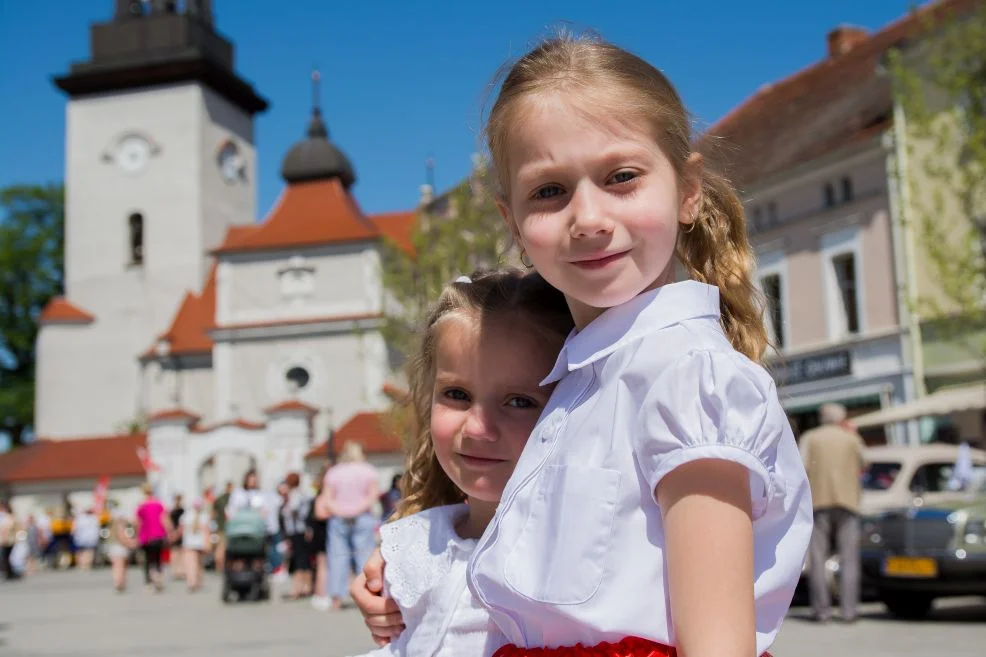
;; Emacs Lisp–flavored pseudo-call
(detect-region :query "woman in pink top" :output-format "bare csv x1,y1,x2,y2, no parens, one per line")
135,482,172,592
318,441,380,610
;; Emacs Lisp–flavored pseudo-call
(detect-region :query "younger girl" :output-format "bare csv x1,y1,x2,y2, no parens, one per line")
358,34,813,657
351,269,572,657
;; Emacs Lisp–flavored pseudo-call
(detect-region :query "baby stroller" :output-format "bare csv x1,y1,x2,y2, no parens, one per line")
222,507,270,603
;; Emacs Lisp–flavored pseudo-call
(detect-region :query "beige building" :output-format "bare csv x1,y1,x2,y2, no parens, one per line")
1,2,409,512
706,2,982,445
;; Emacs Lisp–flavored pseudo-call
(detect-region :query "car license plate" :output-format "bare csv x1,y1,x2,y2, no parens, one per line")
883,556,938,578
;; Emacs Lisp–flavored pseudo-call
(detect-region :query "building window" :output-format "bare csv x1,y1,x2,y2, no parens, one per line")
285,366,311,391
752,206,762,232
832,252,860,334
279,255,315,302
760,273,785,348
128,212,144,265
841,176,854,202
823,183,836,208
767,202,778,226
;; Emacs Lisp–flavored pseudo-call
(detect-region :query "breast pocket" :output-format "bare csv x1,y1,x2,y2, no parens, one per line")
504,464,622,605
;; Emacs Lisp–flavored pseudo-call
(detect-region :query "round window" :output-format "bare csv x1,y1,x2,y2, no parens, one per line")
285,366,311,390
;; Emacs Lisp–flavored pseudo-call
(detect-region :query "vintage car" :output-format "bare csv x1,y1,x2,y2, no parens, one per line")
797,443,985,604
860,477,986,619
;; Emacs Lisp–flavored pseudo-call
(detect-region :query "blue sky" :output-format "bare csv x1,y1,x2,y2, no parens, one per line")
0,0,919,218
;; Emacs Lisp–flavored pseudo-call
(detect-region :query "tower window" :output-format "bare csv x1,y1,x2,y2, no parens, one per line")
128,213,144,265
767,202,778,226
841,176,854,202
823,183,836,208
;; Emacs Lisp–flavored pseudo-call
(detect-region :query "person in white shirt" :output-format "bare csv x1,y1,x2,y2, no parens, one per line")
354,34,812,657
181,499,212,592
71,508,102,571
349,270,572,657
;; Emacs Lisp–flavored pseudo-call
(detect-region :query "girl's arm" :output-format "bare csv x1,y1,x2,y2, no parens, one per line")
316,486,336,520
361,480,380,516
658,458,756,657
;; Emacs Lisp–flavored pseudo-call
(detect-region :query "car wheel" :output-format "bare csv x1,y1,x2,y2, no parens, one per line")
881,592,933,620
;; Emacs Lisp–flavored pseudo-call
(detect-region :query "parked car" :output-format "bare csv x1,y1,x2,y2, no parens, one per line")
796,443,985,604
860,475,986,619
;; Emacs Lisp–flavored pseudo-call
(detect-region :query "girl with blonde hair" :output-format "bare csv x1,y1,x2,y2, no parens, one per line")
348,269,572,657
356,33,812,657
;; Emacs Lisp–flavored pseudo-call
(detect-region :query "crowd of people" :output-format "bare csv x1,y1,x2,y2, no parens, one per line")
1,442,399,612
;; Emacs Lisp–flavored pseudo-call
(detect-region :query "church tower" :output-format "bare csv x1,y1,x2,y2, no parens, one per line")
36,0,268,438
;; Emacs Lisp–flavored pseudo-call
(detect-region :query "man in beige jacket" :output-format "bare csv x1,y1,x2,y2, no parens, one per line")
800,403,865,623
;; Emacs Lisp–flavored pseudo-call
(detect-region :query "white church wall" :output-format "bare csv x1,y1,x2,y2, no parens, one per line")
222,244,380,327
180,364,217,425
221,330,389,443
9,477,145,519
200,87,257,256
186,426,271,496
141,360,216,426
36,323,143,438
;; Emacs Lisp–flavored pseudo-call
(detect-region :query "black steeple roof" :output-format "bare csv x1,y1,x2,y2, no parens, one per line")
54,0,268,115
280,69,356,188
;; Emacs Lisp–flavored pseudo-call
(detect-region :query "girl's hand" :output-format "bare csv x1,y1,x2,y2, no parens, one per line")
350,549,404,646
658,458,757,657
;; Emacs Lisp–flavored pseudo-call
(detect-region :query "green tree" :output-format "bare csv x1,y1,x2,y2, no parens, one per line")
0,184,65,447
889,2,986,365
378,165,514,361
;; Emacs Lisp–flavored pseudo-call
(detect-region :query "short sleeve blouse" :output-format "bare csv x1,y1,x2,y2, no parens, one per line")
348,504,500,657
468,281,813,656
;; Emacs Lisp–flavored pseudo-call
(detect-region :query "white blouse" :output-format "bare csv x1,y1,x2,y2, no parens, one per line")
351,504,502,657
468,281,813,656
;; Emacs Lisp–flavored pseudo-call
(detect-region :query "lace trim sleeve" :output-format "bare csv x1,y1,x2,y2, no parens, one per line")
380,505,465,609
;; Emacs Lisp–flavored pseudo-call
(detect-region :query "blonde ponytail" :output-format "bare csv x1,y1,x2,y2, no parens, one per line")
677,169,768,362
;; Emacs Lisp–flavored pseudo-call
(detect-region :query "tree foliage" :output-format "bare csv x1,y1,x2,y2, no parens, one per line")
889,2,986,362
0,184,65,447
378,166,514,361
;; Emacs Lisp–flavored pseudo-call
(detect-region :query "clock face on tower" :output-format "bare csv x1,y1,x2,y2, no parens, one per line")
112,133,156,175
217,141,245,184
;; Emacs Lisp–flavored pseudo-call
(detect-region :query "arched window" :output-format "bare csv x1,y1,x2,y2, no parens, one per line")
129,213,144,265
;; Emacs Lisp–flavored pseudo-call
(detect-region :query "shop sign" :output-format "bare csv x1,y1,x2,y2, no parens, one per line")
773,350,852,386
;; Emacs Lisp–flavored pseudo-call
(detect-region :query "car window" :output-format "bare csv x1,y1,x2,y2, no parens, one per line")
862,462,901,491
909,462,960,494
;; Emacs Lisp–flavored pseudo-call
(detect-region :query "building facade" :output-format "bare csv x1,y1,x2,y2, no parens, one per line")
707,0,984,445
3,1,409,512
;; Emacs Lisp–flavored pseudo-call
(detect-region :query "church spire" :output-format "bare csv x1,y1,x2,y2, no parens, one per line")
280,68,356,187
307,66,328,139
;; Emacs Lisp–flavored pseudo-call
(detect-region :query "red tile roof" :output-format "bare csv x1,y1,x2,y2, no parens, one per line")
371,210,417,256
142,265,216,360
265,400,319,415
216,312,382,331
39,297,95,324
305,411,402,459
147,408,201,424
0,433,147,483
702,0,971,189
213,179,380,254
193,418,265,432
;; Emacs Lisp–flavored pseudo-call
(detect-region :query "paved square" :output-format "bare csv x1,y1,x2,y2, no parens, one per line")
1,569,983,656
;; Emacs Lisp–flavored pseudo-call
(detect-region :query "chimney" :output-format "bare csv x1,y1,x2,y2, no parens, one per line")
827,25,868,57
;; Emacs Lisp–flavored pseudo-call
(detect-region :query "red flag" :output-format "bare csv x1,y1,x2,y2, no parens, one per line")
136,446,161,472
93,475,110,514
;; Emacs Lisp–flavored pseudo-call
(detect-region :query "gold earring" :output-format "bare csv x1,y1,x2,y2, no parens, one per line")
680,221,696,234
520,249,533,269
